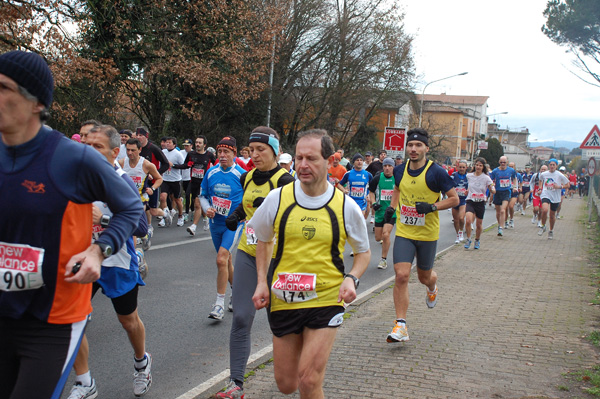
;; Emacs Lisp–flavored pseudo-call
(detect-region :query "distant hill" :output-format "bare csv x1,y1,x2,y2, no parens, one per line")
529,140,580,150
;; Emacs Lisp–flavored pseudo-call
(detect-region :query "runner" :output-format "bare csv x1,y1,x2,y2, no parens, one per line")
250,129,370,398
337,153,373,219
0,50,141,399
538,159,569,239
327,152,347,187
120,138,165,250
505,161,521,229
68,125,152,398
279,153,297,179
451,160,468,243
520,165,533,215
117,129,132,161
568,169,578,199
135,127,169,233
368,157,397,269
215,127,295,399
200,136,246,320
530,165,548,226
578,169,588,198
463,157,495,250
160,137,185,227
79,119,101,144
383,128,458,343
489,156,517,237
180,139,193,220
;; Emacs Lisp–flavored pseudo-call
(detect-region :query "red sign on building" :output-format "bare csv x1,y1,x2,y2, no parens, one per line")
383,127,406,157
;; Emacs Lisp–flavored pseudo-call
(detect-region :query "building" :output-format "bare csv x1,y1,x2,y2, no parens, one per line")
487,123,531,169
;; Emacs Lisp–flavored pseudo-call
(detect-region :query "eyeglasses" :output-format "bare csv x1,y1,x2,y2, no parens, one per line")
499,161,507,164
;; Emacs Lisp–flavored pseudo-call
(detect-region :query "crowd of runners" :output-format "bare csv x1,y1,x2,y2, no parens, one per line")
0,50,591,399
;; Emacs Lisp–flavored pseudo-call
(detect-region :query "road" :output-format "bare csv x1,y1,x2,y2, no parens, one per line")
61,205,500,398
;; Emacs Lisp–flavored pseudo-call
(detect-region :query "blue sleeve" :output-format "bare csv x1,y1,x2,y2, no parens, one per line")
51,137,143,253
339,172,349,186
426,163,456,194
393,164,406,188
201,169,210,198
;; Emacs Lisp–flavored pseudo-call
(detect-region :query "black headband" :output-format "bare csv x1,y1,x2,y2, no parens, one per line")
407,132,428,146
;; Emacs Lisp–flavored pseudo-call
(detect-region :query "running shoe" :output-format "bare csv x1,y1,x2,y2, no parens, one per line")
141,234,151,251
497,227,503,237
177,216,184,227
164,210,173,227
474,240,480,250
454,234,460,244
136,249,148,280
426,285,438,308
208,304,225,320
464,238,472,249
170,208,177,219
147,225,154,238
504,221,509,229
458,231,464,242
521,209,525,216
378,258,388,269
538,225,546,236
228,295,233,312
215,380,244,399
183,212,189,222
203,217,210,231
537,221,542,228
509,219,514,229
187,224,197,236
548,230,554,240
350,251,354,257
67,379,98,399
157,218,165,228
386,321,409,343
136,237,142,245
370,216,374,224
133,353,152,397
531,215,537,224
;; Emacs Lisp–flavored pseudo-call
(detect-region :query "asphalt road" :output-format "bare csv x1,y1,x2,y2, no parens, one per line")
61,205,499,399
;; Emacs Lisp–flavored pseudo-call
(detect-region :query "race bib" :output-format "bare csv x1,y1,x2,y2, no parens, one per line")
328,176,336,185
350,186,365,198
471,193,486,202
271,272,317,303
191,167,205,179
456,187,468,197
522,181,530,187
499,178,510,188
245,225,257,245
544,179,555,190
131,175,143,190
0,242,45,292
212,196,232,216
380,189,393,202
399,204,425,226
163,167,171,176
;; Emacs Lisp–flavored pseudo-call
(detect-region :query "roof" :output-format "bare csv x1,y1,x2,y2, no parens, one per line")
423,105,464,113
417,93,489,105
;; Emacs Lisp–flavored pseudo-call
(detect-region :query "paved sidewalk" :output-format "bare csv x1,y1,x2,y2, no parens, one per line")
210,198,600,398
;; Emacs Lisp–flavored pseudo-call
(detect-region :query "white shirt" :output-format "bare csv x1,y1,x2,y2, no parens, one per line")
539,170,568,203
162,148,185,182
248,180,370,254
466,172,493,202
180,149,191,181
117,143,127,161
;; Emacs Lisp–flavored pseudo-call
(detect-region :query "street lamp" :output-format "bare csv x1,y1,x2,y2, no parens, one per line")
418,72,468,127
486,111,508,122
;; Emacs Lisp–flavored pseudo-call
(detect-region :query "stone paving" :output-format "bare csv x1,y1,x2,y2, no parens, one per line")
207,198,600,399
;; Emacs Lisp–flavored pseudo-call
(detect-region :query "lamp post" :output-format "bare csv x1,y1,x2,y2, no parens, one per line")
418,72,468,127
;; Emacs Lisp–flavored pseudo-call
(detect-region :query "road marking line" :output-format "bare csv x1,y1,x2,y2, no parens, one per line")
148,236,211,251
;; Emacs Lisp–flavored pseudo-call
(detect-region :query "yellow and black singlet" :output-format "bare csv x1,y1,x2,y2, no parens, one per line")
395,160,440,241
238,167,288,257
268,183,348,312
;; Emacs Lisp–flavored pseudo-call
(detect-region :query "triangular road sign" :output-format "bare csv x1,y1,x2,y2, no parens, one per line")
580,125,600,149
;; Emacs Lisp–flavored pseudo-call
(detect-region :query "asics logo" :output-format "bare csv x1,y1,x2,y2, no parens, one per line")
21,180,45,194
301,216,318,222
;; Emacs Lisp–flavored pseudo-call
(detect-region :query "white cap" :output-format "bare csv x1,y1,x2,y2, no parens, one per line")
279,153,292,164
559,166,566,171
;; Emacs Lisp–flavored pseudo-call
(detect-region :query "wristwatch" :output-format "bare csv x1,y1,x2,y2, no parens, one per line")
345,274,359,289
431,204,437,212
100,214,111,228
96,242,113,258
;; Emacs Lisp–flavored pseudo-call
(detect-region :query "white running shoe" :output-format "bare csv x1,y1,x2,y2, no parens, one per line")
378,258,388,269
163,210,173,226
458,231,464,242
187,224,197,236
157,218,165,228
509,219,514,229
370,216,374,224
170,208,177,219
386,321,409,343
177,216,184,227
531,216,537,224
538,225,546,236
537,221,542,228
203,217,210,231
208,304,225,320
133,353,152,397
426,285,438,308
67,379,98,399
454,235,460,244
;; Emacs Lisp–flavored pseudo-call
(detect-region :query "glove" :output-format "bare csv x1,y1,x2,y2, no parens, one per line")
415,202,435,215
383,206,395,223
187,160,194,167
252,197,265,208
372,203,382,211
225,213,241,231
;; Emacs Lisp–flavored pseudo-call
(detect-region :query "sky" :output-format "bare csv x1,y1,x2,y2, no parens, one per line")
400,0,599,145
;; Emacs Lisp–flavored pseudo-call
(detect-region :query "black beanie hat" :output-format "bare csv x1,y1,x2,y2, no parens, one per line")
0,51,54,107
352,153,364,164
217,136,237,153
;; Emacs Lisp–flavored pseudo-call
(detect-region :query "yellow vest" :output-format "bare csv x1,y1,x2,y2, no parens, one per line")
395,160,440,241
269,183,347,312
238,168,288,257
